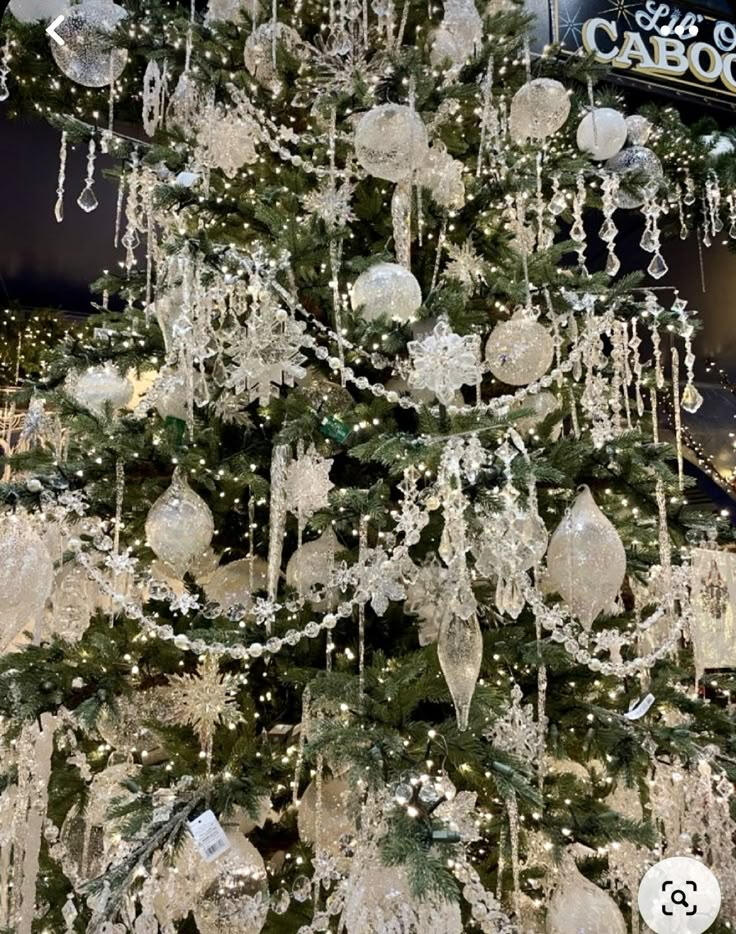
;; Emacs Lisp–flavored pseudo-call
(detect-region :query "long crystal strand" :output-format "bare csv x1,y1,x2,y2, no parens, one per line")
671,346,684,490
114,170,126,247
77,136,99,213
122,150,140,270
677,184,688,240
358,517,368,708
600,171,620,275
495,824,506,901
54,130,68,223
680,318,703,414
650,386,659,444
656,478,671,578
630,318,644,418
391,178,412,267
430,215,448,293
247,491,256,592
646,199,668,279
507,793,521,919
570,171,587,272
109,459,125,626
292,686,311,805
267,444,291,627
0,36,11,102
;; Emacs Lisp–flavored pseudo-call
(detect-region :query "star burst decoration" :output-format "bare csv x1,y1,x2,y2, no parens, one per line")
443,240,488,295
166,655,241,749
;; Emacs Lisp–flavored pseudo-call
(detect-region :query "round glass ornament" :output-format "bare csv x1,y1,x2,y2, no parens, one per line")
286,527,341,609
354,104,428,182
50,1,128,87
576,108,626,161
9,0,65,22
546,859,627,934
145,468,214,576
509,78,570,142
65,363,133,417
193,831,269,934
297,777,355,859
604,145,663,209
485,311,554,386
625,114,651,146
204,557,268,612
350,262,422,323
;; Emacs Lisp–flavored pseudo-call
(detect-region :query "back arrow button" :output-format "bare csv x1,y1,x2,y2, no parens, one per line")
46,15,65,46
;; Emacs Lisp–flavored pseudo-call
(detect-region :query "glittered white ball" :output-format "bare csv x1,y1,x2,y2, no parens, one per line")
576,108,627,161
416,144,465,210
8,0,65,22
145,469,214,576
350,262,422,323
604,145,663,209
485,313,554,386
701,132,736,159
0,513,54,651
50,1,128,87
66,364,133,417
297,777,355,858
354,104,428,182
509,78,570,143
625,114,651,146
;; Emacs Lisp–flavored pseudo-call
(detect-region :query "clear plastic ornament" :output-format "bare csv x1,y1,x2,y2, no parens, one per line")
65,364,133,417
509,78,570,143
625,114,651,146
437,608,482,731
350,262,422,323
193,831,269,934
8,0,65,22
354,105,429,182
50,1,128,87
485,311,555,386
0,513,54,651
285,527,341,609
576,108,627,161
604,146,663,209
546,485,626,631
546,858,627,934
297,777,355,859
203,557,268,612
145,468,214,576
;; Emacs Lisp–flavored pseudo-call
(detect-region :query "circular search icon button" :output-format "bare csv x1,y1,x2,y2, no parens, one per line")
638,857,721,934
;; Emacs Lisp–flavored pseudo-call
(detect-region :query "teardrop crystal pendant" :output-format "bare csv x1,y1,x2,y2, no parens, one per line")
681,382,704,414
437,608,482,732
77,186,99,213
647,252,668,280
605,252,621,276
77,137,98,213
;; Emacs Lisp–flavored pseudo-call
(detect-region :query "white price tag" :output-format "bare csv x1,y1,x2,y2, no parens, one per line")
624,693,656,720
187,810,231,862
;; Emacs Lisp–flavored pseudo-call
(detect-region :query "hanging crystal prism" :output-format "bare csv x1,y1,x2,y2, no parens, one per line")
54,130,68,224
77,137,98,213
600,171,620,276
570,171,587,271
684,172,696,206
671,346,684,490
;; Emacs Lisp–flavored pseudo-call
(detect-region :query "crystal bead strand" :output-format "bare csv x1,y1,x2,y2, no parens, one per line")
671,345,684,490
0,36,11,102
77,137,99,213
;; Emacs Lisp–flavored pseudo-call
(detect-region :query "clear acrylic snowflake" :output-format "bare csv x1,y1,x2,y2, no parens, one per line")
354,545,407,616
301,179,356,229
285,443,334,519
444,241,488,295
166,655,240,748
485,683,537,769
407,319,481,406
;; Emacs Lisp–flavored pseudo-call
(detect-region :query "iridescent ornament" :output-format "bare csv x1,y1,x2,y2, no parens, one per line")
297,777,355,858
145,468,214,576
437,608,482,731
350,262,422,323
65,364,133,417
546,485,626,630
485,311,554,386
546,858,626,934
204,557,268,612
509,78,570,143
50,1,128,87
576,108,626,161
354,105,429,183
193,831,269,934
8,0,65,22
286,527,341,608
625,114,651,146
430,0,483,67
604,146,663,210
0,513,53,651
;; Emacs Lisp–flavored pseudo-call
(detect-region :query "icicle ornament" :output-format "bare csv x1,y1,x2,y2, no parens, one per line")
437,606,482,731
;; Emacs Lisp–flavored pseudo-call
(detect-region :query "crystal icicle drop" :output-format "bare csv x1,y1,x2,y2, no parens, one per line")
437,606,482,732
77,137,98,213
54,130,68,224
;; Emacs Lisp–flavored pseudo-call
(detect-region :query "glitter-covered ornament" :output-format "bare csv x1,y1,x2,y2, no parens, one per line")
546,485,626,630
604,146,663,209
485,311,554,386
625,114,651,146
197,109,260,178
546,859,626,934
297,777,355,858
286,526,341,608
50,0,128,87
204,557,268,612
437,607,482,731
145,468,214,576
576,108,626,161
354,105,428,182
350,262,422,323
65,364,133,417
509,78,570,143
8,0,65,22
0,513,54,651
193,831,269,934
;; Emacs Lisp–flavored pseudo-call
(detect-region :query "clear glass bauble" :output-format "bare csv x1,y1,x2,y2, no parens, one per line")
354,105,429,182
65,364,133,417
430,0,482,66
297,777,355,859
153,836,220,926
437,609,482,732
350,263,422,323
509,390,562,438
604,145,663,209
576,108,627,161
509,78,570,142
546,860,627,934
145,468,214,576
50,0,128,87
203,557,268,613
546,485,626,630
193,831,269,934
625,114,651,146
0,513,54,651
485,312,555,386
8,0,65,22
285,527,341,609
96,691,167,757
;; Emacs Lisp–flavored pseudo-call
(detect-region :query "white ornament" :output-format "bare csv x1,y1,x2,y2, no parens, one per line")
437,607,482,731
297,777,355,858
8,0,65,22
142,59,164,137
197,108,260,178
546,485,626,630
153,368,188,421
354,105,429,183
50,1,128,87
430,0,483,67
509,79,570,143
350,262,422,323
285,444,334,519
546,859,626,934
625,114,651,146
65,364,133,417
193,831,269,934
604,146,663,209
408,319,481,406
576,108,627,161
205,0,249,22
204,557,268,612
701,133,736,159
0,513,54,651
286,527,341,608
485,311,554,386
416,144,465,210
145,468,215,576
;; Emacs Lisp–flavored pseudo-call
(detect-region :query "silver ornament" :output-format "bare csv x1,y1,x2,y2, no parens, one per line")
350,262,422,323
65,363,133,417
50,1,128,88
145,468,214,576
485,312,555,386
576,108,627,161
0,513,53,652
604,146,663,209
624,114,651,146
354,105,429,182
509,78,570,143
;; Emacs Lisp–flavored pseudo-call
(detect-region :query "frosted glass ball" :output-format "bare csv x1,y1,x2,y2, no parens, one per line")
244,21,302,93
297,777,355,858
66,364,133,417
50,1,128,87
145,469,214,576
485,313,554,386
204,557,268,612
509,79,570,142
0,513,54,651
350,262,422,323
625,114,651,146
604,145,663,209
576,108,626,161
9,0,65,22
286,526,341,609
509,390,562,438
193,832,268,934
546,862,626,934
354,105,428,182
416,144,464,210
430,0,482,66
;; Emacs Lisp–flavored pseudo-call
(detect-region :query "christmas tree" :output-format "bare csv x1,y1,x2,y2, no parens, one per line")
0,0,735,931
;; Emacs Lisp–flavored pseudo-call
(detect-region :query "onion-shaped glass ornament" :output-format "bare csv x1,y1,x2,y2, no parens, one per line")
576,108,626,161
0,513,54,651
297,777,355,858
286,526,341,609
350,263,422,323
437,608,482,731
50,1,128,87
625,114,651,146
9,0,65,22
145,468,214,576
204,557,268,612
354,104,428,182
546,858,627,934
485,311,554,386
604,146,663,209
546,485,626,630
509,78,570,143
65,363,133,417
193,831,269,934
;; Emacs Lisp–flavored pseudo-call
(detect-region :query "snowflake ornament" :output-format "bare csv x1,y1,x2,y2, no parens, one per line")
444,241,487,295
353,545,408,615
407,319,481,406
285,443,334,519
166,655,240,749
486,682,537,769
301,178,356,229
